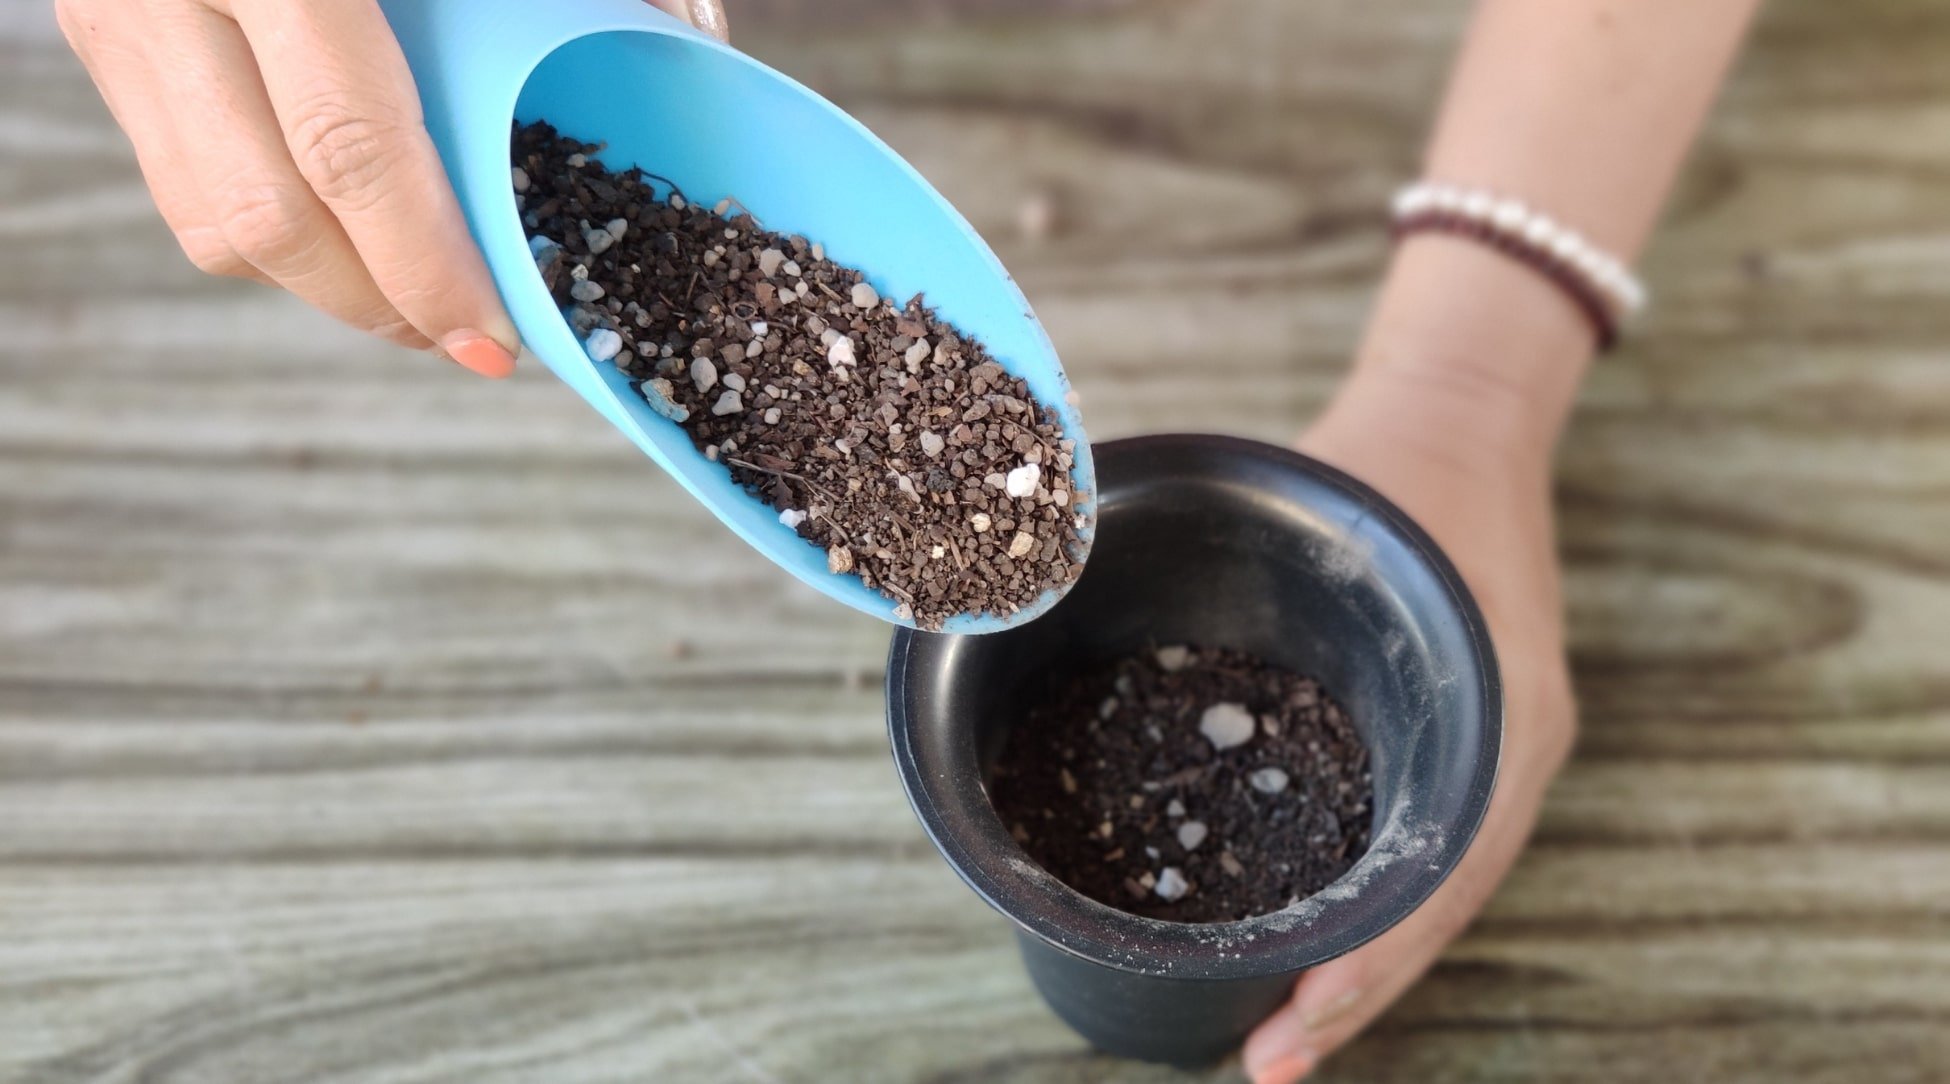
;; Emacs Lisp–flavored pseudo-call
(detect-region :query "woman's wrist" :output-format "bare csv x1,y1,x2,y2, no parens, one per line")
1325,233,1596,471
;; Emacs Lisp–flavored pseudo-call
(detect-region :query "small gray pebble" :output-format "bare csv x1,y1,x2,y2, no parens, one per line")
690,357,718,393
584,228,615,255
722,372,747,392
850,282,880,309
569,279,605,302
710,390,743,416
1249,767,1291,794
511,166,531,193
567,304,606,334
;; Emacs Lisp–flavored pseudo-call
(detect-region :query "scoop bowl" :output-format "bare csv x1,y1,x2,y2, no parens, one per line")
378,0,1095,632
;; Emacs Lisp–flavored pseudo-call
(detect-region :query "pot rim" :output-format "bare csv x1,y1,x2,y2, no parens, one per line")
885,433,1502,981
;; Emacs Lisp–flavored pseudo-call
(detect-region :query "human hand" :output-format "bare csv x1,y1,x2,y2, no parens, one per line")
56,0,726,377
1243,238,1586,1083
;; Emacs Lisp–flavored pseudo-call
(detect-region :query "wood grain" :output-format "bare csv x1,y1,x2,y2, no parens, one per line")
2,0,1947,1080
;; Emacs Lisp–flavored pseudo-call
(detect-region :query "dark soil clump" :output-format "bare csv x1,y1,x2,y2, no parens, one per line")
512,121,1086,629
989,644,1373,923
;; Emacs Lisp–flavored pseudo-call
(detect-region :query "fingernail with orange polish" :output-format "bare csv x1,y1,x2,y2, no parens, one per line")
441,331,517,378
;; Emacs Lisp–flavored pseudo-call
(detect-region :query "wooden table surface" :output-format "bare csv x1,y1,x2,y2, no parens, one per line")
3,1,1947,1081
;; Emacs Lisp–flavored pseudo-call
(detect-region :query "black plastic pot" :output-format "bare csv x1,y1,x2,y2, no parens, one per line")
886,433,1502,1067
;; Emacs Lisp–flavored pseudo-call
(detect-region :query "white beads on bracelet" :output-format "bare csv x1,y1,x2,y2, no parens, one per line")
1391,181,1647,318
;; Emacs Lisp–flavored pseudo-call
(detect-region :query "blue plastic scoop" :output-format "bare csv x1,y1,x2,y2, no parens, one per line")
376,0,1094,633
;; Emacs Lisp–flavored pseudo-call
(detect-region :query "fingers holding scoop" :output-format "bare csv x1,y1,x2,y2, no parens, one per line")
224,0,517,372
60,0,733,374
57,0,263,284
144,0,434,349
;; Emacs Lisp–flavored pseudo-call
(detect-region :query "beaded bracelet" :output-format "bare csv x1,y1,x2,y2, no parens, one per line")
1390,181,1647,351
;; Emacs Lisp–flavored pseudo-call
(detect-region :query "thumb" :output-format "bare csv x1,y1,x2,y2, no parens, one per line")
1240,737,1564,1083
1240,949,1412,1084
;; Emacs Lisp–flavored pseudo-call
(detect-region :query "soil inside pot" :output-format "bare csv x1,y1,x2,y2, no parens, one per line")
989,644,1373,923
512,121,1086,630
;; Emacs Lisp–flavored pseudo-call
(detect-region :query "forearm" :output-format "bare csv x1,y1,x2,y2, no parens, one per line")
1342,0,1760,456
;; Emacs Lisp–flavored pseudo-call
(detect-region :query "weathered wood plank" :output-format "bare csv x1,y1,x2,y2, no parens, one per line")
1,853,1942,1082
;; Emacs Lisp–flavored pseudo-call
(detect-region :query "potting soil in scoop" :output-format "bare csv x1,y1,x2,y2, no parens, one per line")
513,121,1087,630
990,644,1374,923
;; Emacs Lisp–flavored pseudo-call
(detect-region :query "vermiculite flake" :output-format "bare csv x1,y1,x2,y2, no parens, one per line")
513,121,1087,629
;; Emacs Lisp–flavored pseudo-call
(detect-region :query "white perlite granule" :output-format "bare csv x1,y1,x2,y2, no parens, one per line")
1199,702,1256,749
583,328,621,362
1005,462,1041,498
1249,767,1291,794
